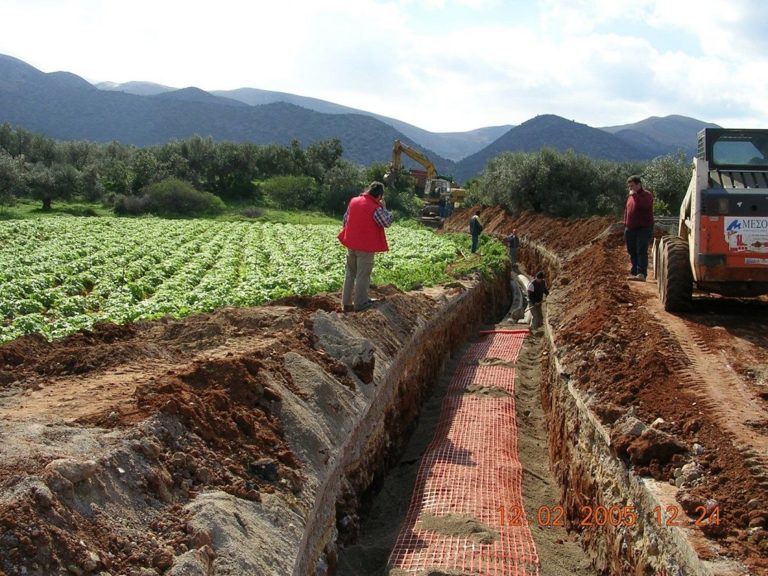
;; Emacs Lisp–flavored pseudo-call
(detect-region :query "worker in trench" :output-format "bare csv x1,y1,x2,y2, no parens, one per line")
526,271,549,333
469,210,483,253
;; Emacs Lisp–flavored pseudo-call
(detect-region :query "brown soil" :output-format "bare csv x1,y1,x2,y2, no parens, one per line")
445,207,768,574
1,209,767,575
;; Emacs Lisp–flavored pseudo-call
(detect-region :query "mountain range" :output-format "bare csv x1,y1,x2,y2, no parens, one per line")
0,53,718,183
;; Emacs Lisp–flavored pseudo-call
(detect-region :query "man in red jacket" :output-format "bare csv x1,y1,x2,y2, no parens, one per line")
624,175,654,281
338,181,394,311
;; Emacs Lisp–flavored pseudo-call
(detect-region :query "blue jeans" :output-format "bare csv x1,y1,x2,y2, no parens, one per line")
471,234,480,253
624,227,652,276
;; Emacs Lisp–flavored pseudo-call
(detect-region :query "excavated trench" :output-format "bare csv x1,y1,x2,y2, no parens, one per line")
318,246,731,576
295,272,513,574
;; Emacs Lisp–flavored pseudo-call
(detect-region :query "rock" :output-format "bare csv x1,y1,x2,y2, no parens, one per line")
44,470,74,500
195,466,211,483
31,483,54,509
82,551,100,572
152,547,175,571
349,341,375,384
145,469,174,503
626,427,687,466
137,438,163,460
45,458,97,484
677,492,706,515
609,414,647,460
248,458,278,483
187,526,213,549
593,403,624,424
675,462,702,487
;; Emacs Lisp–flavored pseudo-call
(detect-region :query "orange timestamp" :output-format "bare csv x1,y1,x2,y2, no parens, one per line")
498,504,721,528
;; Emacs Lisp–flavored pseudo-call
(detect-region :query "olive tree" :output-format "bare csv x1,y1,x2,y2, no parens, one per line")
319,160,365,215
0,150,25,208
641,152,692,215
28,162,79,211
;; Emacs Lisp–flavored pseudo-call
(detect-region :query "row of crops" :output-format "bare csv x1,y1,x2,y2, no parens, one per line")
0,217,492,344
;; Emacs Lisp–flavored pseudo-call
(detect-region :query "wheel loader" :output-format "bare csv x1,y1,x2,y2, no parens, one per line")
654,128,768,311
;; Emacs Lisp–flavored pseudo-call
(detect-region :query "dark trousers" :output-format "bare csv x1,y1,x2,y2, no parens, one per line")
624,226,652,276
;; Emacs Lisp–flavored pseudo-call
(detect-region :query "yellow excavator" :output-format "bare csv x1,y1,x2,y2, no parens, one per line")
385,140,465,224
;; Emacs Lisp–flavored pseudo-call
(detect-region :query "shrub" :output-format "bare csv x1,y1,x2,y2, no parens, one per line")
115,178,225,217
241,206,264,219
114,194,151,216
262,175,318,210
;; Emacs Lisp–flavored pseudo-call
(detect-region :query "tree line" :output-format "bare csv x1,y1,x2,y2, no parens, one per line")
465,147,692,217
0,123,692,219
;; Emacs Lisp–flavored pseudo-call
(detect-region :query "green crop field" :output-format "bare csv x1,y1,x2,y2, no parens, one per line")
0,218,500,344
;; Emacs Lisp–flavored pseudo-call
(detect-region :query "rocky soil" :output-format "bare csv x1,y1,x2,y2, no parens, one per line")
1,208,767,575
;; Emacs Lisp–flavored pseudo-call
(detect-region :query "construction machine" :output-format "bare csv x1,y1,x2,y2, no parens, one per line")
386,139,465,224
653,128,768,311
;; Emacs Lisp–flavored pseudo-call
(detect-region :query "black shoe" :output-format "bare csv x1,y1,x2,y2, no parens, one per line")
355,299,379,312
342,305,354,313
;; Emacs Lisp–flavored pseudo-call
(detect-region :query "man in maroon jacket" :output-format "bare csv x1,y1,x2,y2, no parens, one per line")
338,181,394,311
624,175,654,281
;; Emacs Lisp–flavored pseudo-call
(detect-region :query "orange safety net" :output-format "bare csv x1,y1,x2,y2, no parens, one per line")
388,330,540,575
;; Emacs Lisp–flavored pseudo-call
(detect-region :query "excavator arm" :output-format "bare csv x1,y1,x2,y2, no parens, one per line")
391,139,436,180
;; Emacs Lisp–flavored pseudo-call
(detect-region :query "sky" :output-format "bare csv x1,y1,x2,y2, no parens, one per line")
2,0,768,133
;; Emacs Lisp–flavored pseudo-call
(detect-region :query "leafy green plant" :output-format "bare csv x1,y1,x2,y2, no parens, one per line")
0,218,505,344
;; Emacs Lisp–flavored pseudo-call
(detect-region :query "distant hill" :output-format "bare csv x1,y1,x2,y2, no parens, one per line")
454,114,718,182
455,115,651,182
98,83,505,161
0,53,718,182
153,87,248,108
212,88,511,161
601,115,720,158
0,53,455,171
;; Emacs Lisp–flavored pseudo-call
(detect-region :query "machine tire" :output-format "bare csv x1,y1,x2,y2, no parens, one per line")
658,236,693,312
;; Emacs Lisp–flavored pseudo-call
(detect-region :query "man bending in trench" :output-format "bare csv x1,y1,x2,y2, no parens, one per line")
526,271,549,332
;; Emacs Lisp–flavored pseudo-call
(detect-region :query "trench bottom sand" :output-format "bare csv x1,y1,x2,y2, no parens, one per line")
388,329,540,575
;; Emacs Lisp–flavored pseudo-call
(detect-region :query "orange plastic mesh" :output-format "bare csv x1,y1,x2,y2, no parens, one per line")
388,330,540,575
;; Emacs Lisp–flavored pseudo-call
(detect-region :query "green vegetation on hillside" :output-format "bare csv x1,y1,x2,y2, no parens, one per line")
1,123,692,221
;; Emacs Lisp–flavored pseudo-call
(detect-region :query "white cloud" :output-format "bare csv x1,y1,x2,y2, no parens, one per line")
1,0,767,130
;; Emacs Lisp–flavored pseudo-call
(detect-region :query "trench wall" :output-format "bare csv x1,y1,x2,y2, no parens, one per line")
539,346,722,575
526,253,742,576
295,271,512,575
